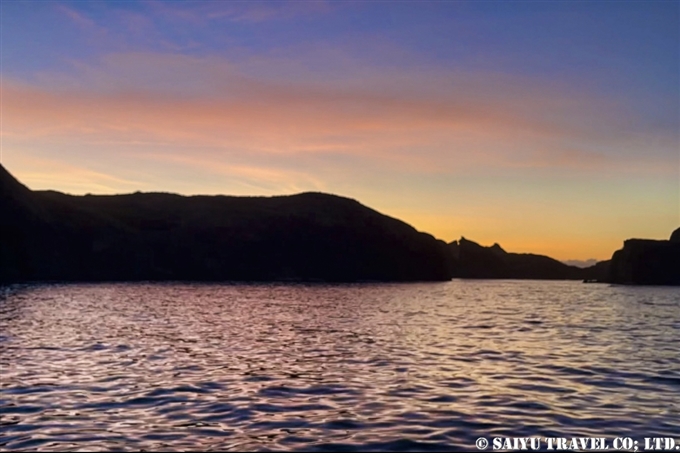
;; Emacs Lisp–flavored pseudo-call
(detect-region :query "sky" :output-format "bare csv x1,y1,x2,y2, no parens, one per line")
1,0,678,261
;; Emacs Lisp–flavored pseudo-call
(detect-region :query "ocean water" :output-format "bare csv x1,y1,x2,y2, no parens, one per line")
1,281,679,451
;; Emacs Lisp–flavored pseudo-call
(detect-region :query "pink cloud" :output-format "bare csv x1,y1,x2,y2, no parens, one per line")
4,49,676,184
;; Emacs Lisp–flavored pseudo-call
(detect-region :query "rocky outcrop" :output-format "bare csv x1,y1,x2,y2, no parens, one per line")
448,237,588,280
606,229,680,285
1,164,454,283
670,227,680,243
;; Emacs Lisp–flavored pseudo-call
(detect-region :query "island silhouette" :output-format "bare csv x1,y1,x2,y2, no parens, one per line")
1,164,677,285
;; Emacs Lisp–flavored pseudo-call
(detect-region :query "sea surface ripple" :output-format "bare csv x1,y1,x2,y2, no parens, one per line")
1,281,679,451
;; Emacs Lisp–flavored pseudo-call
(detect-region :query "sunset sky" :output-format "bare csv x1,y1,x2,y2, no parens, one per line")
1,0,678,261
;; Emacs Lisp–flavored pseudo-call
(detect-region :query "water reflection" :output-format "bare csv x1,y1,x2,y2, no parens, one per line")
1,281,679,451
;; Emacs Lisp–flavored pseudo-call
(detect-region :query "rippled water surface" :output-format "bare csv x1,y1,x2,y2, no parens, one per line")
1,281,679,451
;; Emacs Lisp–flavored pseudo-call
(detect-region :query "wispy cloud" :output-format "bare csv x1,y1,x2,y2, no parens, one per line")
5,49,674,179
55,3,110,39
55,4,98,29
9,156,148,194
145,153,328,194
145,0,334,24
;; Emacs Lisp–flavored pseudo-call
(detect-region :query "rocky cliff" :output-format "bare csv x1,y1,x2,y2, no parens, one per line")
606,228,680,285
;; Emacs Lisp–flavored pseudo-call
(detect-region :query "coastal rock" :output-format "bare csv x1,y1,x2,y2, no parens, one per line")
606,230,680,285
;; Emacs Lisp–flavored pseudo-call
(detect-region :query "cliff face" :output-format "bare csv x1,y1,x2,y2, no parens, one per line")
1,164,454,283
607,230,680,285
448,237,588,280
671,227,680,243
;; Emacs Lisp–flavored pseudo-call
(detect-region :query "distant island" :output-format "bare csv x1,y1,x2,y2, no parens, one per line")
1,164,677,285
561,259,598,268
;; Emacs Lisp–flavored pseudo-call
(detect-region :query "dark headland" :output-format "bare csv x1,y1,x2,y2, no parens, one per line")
606,228,680,285
449,238,591,280
1,164,454,283
1,164,677,285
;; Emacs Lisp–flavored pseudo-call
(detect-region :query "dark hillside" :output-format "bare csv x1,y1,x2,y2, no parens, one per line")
448,237,588,280
1,164,454,283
